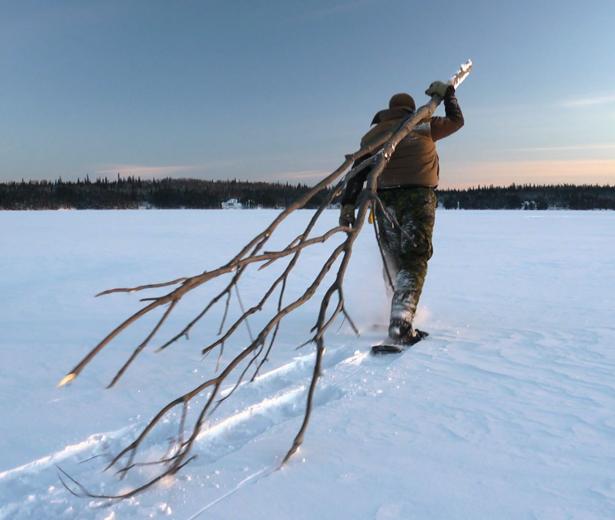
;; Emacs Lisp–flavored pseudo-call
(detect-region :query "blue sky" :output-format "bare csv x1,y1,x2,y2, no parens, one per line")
1,0,614,187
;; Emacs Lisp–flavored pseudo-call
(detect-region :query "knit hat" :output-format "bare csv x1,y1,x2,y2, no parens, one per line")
388,92,416,112
370,92,416,125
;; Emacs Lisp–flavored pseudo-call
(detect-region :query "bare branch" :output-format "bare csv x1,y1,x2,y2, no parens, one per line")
95,277,188,297
58,62,472,497
107,299,177,388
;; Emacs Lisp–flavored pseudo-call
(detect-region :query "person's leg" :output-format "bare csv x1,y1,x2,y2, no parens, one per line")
388,188,436,342
375,193,401,295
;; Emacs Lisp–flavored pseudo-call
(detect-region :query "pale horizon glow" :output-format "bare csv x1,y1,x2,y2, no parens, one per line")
95,164,203,178
441,159,615,189
561,93,615,108
502,143,615,153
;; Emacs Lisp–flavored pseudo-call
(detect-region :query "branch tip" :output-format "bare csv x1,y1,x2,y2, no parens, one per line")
57,372,76,388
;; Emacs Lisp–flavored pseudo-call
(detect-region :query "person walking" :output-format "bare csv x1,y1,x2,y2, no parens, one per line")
339,81,464,346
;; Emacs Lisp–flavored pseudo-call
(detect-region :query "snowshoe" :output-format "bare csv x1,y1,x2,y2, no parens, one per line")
371,328,428,354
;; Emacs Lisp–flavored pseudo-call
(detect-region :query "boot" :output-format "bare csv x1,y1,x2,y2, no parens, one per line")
388,318,427,346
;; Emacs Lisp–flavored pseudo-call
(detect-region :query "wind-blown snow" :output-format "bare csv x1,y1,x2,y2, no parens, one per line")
1,209,614,519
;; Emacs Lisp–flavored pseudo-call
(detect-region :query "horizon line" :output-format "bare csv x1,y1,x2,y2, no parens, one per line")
2,176,614,191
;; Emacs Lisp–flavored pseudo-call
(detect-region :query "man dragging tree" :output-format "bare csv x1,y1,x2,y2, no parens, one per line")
339,81,464,348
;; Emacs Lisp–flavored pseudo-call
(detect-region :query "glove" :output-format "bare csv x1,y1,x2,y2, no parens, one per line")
425,80,453,98
339,204,355,227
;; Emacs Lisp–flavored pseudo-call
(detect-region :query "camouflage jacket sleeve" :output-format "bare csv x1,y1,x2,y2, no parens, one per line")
430,87,464,142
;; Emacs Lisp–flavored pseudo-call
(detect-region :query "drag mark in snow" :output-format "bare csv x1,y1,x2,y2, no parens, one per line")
0,426,135,481
196,385,307,443
0,344,367,499
185,465,276,520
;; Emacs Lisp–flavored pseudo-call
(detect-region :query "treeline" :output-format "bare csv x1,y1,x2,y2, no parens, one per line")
0,176,332,210
437,184,615,210
1,178,614,210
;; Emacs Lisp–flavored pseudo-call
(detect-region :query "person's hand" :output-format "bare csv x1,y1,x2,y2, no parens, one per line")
339,204,355,227
425,80,453,98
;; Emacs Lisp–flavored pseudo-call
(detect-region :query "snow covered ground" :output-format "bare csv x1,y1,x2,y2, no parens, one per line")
1,209,614,519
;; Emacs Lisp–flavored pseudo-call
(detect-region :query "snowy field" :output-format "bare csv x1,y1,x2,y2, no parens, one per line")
1,209,614,519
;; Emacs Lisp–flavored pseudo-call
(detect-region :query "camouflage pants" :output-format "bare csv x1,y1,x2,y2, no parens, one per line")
375,187,437,326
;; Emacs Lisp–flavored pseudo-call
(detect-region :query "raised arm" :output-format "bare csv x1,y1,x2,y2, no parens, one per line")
427,83,464,142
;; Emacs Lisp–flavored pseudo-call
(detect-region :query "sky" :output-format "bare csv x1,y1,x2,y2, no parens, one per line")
1,0,614,188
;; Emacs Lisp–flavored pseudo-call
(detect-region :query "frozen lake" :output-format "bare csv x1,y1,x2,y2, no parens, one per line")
1,209,614,519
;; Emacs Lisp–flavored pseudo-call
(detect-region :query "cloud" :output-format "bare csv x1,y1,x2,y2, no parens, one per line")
310,0,374,16
290,0,377,22
95,164,204,178
561,93,615,108
503,143,615,153
0,143,18,154
441,158,615,188
263,169,331,182
471,93,615,114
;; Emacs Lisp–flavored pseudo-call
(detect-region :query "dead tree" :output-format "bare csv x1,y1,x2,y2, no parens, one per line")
57,60,472,499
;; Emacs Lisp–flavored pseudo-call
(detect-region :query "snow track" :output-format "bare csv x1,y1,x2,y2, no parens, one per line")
0,344,371,520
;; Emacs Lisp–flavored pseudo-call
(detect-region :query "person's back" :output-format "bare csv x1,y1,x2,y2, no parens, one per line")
339,81,464,346
361,111,439,189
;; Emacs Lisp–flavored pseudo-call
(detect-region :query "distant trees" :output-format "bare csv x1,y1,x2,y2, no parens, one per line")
0,177,332,210
436,184,615,210
1,178,614,210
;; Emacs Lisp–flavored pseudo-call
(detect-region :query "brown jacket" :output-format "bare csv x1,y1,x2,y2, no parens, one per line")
341,90,463,204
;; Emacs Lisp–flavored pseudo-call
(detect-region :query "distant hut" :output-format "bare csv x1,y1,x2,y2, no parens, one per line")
221,198,243,209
